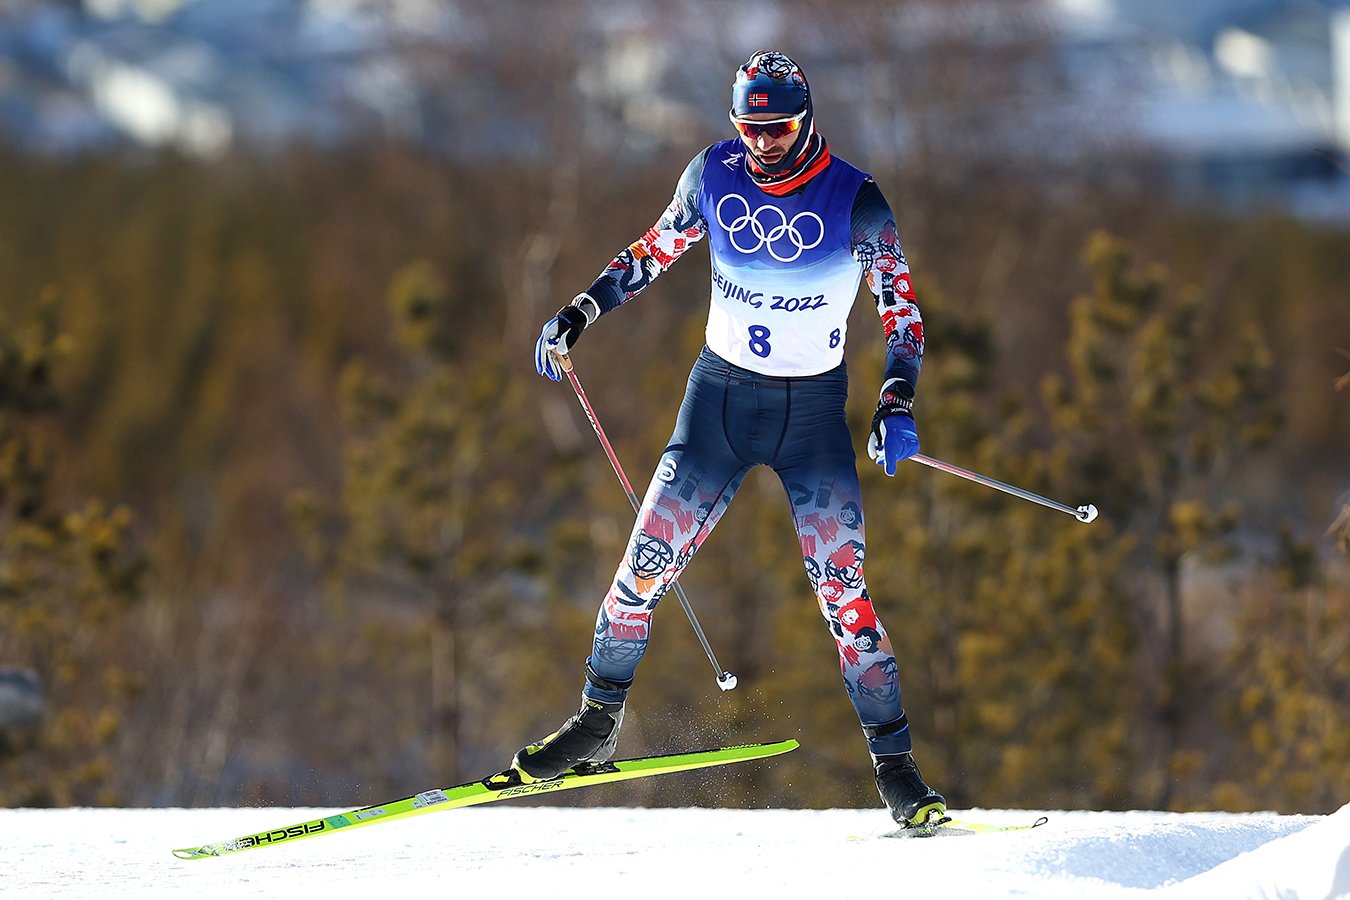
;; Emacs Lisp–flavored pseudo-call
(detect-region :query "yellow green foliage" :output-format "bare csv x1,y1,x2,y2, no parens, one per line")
0,295,145,806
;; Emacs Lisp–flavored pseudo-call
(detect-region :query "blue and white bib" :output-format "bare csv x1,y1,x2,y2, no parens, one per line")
697,140,868,376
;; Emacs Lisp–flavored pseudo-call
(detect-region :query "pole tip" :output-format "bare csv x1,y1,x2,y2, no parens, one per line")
1077,504,1099,524
718,673,738,691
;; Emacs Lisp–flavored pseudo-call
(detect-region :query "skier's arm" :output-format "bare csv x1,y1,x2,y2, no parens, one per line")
581,147,712,316
853,179,924,473
533,148,711,380
852,178,923,392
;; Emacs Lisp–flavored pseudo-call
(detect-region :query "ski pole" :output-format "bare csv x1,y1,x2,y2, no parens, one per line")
909,453,1099,524
553,352,738,691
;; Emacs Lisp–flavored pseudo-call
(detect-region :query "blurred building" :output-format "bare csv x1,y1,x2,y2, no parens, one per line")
0,0,1346,217
1058,0,1349,217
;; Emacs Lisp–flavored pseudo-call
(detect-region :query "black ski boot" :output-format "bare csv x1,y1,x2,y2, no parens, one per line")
512,667,630,783
512,696,624,782
873,752,947,827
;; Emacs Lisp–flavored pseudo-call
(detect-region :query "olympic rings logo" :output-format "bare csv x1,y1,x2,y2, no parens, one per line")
715,193,824,263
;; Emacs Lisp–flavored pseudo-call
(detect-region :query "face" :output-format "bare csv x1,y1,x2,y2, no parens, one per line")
732,112,803,167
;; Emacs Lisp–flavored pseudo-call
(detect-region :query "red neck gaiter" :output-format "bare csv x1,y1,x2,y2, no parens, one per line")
746,133,832,197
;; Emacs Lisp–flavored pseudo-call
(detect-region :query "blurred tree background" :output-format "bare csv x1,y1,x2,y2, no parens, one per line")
0,2,1347,815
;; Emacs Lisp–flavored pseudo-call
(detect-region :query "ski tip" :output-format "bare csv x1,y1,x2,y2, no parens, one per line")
715,739,798,756
751,738,799,757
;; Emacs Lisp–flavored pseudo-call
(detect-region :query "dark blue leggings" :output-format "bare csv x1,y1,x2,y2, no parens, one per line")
585,346,913,755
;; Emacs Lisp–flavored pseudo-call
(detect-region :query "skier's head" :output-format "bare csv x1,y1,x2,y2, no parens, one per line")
731,50,809,119
729,50,814,173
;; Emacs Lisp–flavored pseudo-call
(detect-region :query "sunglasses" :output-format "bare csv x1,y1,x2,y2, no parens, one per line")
728,110,806,140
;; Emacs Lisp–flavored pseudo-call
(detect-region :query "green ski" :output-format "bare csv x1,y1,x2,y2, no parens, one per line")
875,815,1050,839
173,739,798,859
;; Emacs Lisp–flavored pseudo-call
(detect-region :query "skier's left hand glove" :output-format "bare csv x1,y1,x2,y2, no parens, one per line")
867,378,919,476
535,293,600,381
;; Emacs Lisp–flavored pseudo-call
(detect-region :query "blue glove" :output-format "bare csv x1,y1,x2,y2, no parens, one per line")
867,379,919,476
534,294,598,381
869,414,919,475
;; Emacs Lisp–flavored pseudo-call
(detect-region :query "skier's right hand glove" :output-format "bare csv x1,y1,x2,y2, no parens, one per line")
535,293,600,381
867,378,919,476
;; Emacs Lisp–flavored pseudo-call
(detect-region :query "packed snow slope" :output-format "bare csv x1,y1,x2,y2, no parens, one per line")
5,801,1348,899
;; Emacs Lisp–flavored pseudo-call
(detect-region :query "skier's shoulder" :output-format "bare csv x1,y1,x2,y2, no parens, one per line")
676,142,737,199
695,139,752,175
822,146,869,185
852,177,889,216
705,138,743,163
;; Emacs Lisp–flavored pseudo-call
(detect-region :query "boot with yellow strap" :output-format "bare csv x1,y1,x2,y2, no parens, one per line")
874,751,947,827
512,666,628,783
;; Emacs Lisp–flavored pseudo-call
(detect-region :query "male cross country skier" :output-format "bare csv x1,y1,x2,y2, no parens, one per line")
523,50,945,827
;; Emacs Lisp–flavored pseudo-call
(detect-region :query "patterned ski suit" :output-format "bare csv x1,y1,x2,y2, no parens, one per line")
579,140,924,756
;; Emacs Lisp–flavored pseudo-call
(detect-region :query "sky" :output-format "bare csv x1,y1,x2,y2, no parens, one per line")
5,796,1348,899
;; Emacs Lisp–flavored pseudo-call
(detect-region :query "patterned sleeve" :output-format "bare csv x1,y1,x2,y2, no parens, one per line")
583,147,711,315
851,179,923,391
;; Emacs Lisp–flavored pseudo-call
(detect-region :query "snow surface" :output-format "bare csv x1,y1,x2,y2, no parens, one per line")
5,800,1349,899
